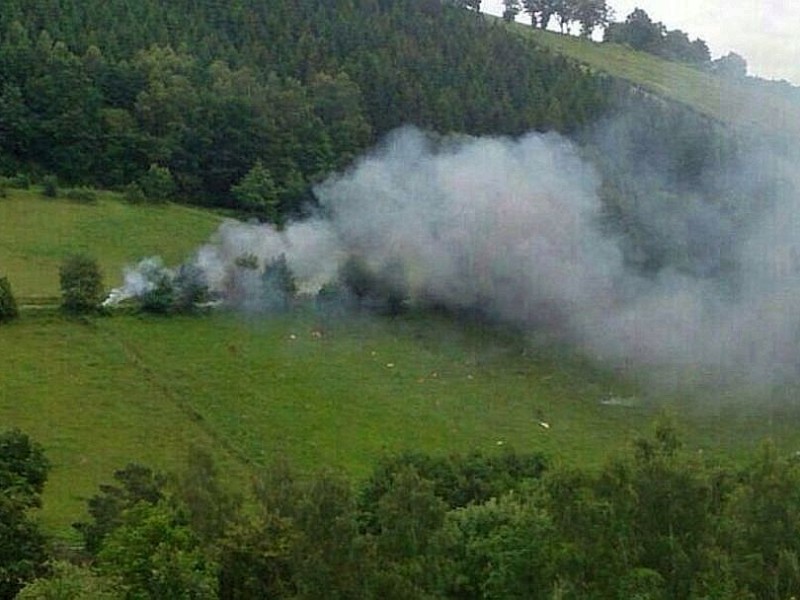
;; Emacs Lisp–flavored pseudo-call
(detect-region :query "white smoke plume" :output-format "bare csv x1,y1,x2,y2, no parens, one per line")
104,257,174,306
111,126,800,387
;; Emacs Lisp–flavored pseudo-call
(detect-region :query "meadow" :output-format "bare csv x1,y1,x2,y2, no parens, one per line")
3,194,800,541
3,301,800,540
0,188,222,300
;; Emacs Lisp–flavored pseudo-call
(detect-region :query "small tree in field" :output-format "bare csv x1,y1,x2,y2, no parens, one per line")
59,254,104,313
0,276,19,323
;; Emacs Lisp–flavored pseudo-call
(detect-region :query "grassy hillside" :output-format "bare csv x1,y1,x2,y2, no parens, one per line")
4,307,800,539
0,189,222,300
503,22,800,137
0,309,635,535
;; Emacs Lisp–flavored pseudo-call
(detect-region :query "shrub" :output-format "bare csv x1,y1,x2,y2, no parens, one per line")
41,175,58,198
172,263,209,313
0,276,19,323
122,182,146,204
59,254,104,314
10,173,30,189
65,187,98,203
138,164,175,203
261,254,297,311
140,273,174,314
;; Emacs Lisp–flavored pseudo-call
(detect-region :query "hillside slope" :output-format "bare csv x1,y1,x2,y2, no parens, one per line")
506,23,800,137
6,309,799,537
0,190,222,299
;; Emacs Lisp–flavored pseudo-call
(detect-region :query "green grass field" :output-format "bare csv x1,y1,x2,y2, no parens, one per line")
4,307,800,540
0,188,222,300
499,21,800,137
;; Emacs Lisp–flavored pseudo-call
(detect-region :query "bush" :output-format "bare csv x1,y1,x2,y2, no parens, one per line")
140,273,174,314
11,173,31,189
172,263,209,313
65,187,98,203
138,164,175,203
41,175,58,198
59,254,104,314
0,276,19,323
122,183,146,204
261,254,297,311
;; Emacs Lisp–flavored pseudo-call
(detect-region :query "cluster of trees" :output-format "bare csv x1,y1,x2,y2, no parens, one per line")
604,8,710,65
0,0,609,221
8,421,800,598
0,429,49,599
502,0,611,38
602,6,750,78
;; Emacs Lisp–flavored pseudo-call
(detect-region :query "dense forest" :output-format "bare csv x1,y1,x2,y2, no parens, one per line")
1,0,784,280
7,421,800,599
0,0,609,216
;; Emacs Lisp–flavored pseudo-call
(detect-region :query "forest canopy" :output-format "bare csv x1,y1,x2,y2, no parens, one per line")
0,0,609,218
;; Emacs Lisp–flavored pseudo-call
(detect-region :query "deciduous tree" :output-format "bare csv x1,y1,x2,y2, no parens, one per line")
59,254,104,314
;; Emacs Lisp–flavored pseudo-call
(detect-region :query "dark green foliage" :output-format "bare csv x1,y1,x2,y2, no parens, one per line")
73,463,166,555
261,254,297,312
359,449,548,533
96,501,218,599
16,561,120,599
139,272,174,314
9,173,30,189
0,429,50,599
137,163,175,203
59,254,104,314
64,186,97,203
0,429,49,504
172,263,209,313
315,280,353,316
0,0,610,220
0,276,18,323
339,255,374,306
712,52,748,79
502,0,522,22
66,428,800,599
338,255,410,315
40,175,58,198
231,161,280,221
604,8,710,64
171,447,241,545
122,182,146,204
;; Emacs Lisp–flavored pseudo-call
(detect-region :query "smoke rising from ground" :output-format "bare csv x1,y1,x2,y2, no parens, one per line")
112,125,800,387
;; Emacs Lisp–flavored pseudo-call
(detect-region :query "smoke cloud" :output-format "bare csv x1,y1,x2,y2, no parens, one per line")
111,125,800,388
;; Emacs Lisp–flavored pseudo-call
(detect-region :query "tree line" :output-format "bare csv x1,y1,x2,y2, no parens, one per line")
502,0,611,38
5,420,800,599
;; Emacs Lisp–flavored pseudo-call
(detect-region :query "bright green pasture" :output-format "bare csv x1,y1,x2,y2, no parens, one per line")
4,309,800,539
0,189,222,299
0,310,646,537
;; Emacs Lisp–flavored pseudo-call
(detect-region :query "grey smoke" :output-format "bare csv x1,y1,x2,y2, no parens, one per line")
104,257,174,306
112,125,800,387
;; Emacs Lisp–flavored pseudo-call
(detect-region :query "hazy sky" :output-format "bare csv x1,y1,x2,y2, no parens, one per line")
482,0,800,84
